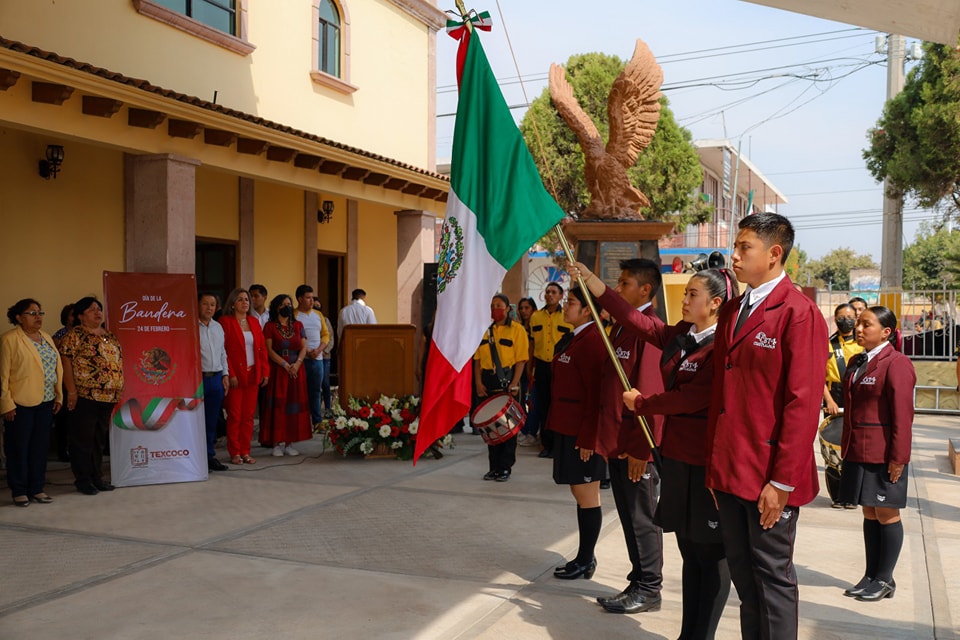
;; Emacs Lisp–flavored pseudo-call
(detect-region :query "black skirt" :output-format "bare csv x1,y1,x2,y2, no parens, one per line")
552,433,607,485
654,456,723,544
838,460,908,508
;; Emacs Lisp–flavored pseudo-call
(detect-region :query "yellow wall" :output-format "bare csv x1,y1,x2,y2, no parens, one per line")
357,202,398,323
196,167,239,240
316,194,347,254
0,128,124,316
0,0,433,167
253,181,304,298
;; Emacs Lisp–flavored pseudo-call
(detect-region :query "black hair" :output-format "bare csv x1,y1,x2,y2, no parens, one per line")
72,297,102,325
295,284,313,299
619,258,663,296
59,303,73,327
545,281,564,295
690,268,737,307
834,303,854,318
352,289,366,300
567,285,596,309
738,212,794,264
492,293,513,326
268,294,293,324
849,296,867,307
7,298,40,325
249,284,267,297
517,297,537,312
198,292,220,307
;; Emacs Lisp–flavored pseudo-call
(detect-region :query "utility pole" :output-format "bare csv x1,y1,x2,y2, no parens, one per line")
880,34,905,297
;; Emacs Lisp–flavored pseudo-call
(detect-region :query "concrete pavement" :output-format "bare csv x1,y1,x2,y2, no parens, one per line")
1,415,958,639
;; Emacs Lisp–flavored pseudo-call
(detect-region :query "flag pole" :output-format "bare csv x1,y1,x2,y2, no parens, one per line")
553,223,661,466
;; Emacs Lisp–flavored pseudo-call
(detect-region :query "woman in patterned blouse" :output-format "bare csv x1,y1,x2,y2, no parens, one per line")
59,297,124,496
0,299,63,506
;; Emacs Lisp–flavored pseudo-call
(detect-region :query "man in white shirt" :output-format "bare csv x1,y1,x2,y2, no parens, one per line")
198,293,230,472
249,284,269,329
338,288,377,338
295,285,329,427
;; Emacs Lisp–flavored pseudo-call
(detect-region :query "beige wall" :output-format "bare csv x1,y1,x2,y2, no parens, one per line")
356,202,398,323
253,180,305,298
0,0,433,167
316,194,348,254
0,128,124,314
196,167,239,240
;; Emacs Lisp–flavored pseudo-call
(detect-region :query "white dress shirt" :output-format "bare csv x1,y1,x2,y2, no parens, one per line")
199,319,229,375
338,299,377,337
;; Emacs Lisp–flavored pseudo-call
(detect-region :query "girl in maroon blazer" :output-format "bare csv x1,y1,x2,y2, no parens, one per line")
574,263,737,639
547,285,607,581
840,306,915,602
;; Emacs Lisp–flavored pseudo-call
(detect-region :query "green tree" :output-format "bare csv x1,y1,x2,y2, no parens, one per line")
903,222,960,289
805,248,878,290
520,52,711,229
785,247,809,284
863,42,960,216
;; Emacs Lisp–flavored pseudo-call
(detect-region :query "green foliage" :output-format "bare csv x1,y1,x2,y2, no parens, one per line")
802,247,877,290
519,51,711,229
863,42,960,215
903,222,960,289
784,247,808,283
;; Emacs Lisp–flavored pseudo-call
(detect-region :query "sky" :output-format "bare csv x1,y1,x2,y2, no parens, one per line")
434,0,931,262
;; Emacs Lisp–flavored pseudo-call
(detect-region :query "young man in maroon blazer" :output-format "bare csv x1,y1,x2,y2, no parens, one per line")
591,258,666,614
705,213,828,639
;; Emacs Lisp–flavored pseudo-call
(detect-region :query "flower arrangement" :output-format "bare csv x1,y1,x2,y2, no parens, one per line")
321,394,443,460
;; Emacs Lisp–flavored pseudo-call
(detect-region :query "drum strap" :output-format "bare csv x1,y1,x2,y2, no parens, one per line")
830,333,848,379
487,323,510,389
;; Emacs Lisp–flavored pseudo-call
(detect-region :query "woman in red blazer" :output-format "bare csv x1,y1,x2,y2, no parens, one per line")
574,262,736,640
840,306,915,602
547,285,607,581
218,288,269,465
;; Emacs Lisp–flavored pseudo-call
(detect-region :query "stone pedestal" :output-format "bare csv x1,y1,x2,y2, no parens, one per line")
562,220,674,320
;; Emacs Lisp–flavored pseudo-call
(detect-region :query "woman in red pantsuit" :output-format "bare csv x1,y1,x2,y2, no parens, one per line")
219,288,269,465
260,294,312,456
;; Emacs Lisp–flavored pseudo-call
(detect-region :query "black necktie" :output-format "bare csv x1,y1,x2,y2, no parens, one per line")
676,333,698,354
554,332,574,357
848,352,869,382
733,297,754,336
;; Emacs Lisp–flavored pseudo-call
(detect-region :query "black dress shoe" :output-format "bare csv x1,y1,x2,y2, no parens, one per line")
93,481,115,491
12,496,29,507
208,458,228,472
495,470,511,482
483,470,499,481
538,449,553,459
856,579,895,602
603,589,661,614
76,484,99,496
599,479,611,489
843,575,873,597
596,583,638,607
554,558,596,580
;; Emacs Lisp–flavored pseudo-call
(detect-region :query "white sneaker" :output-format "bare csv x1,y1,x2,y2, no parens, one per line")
284,445,299,456
272,445,284,457
518,435,535,447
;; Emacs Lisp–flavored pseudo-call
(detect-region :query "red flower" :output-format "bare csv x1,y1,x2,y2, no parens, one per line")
400,408,412,421
373,403,385,414
390,426,400,437
359,406,371,418
401,424,409,433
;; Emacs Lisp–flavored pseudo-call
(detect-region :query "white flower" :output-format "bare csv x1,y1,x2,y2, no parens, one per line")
378,424,392,438
359,440,374,454
379,395,397,411
390,409,402,423
409,418,419,435
335,416,348,430
348,417,366,430
390,441,403,449
409,396,420,407
439,435,453,447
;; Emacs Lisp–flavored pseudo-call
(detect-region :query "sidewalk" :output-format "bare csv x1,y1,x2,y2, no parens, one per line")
0,416,957,639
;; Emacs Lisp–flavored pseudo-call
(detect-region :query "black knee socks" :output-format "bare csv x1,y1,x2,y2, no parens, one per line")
575,505,602,565
863,517,881,579
876,520,904,583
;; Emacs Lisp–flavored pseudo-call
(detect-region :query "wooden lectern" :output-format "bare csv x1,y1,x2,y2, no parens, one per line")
338,324,417,408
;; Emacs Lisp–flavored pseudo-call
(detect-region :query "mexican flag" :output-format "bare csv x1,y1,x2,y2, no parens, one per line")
414,26,565,462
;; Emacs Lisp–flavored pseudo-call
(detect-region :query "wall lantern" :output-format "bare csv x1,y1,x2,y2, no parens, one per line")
39,144,65,180
318,199,335,224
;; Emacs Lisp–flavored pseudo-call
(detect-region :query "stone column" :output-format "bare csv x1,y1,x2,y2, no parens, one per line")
396,210,436,330
501,257,529,305
239,177,255,287
304,191,319,290
124,153,200,273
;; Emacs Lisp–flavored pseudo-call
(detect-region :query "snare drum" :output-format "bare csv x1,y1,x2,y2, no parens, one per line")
471,393,527,446
818,413,843,471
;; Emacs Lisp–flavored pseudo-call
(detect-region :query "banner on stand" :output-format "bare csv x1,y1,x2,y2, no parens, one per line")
103,272,207,487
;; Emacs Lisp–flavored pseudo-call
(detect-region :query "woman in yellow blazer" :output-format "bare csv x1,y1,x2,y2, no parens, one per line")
1,298,63,506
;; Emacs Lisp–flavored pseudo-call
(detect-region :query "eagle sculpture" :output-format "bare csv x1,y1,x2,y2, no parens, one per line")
549,39,663,220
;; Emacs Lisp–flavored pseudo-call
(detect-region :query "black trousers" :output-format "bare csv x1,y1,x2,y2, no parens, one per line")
477,370,517,472
716,490,799,640
677,535,730,640
69,397,115,487
527,359,554,452
608,456,663,594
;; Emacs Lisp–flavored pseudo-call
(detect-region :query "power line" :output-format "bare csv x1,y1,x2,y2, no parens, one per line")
789,187,881,197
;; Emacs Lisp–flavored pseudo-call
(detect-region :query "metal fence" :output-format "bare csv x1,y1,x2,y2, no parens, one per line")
816,288,958,361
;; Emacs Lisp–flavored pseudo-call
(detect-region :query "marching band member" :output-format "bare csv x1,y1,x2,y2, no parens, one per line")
840,306,915,602
575,261,736,639
547,285,606,580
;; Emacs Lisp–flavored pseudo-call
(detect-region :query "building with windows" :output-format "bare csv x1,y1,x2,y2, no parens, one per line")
0,0,448,330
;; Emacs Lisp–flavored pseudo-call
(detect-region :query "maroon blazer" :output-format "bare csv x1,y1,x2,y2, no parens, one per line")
596,290,665,461
546,323,606,449
841,345,915,465
218,314,270,387
601,290,715,466
705,276,828,507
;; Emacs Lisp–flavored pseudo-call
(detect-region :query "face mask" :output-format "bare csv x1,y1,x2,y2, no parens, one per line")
836,317,855,333
491,308,507,322
279,306,293,319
